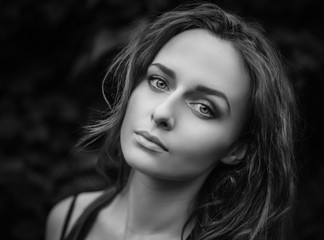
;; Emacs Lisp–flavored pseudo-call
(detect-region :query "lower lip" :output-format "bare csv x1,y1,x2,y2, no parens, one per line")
134,133,166,153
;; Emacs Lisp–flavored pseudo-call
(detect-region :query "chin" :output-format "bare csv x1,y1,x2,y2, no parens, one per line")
125,156,203,182
123,150,166,177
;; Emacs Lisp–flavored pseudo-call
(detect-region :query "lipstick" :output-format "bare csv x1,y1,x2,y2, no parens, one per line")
134,131,168,152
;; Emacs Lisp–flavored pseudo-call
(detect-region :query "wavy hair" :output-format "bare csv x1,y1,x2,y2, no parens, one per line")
79,2,297,240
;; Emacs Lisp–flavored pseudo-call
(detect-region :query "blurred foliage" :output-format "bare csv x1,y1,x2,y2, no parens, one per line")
0,0,323,239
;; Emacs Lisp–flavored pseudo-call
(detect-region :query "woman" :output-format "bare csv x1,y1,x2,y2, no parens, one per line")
46,2,297,240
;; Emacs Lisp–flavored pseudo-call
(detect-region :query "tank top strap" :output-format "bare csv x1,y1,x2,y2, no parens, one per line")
60,194,78,240
64,187,117,240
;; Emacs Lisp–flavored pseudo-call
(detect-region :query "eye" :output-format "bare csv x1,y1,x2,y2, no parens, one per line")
189,102,217,119
148,75,169,91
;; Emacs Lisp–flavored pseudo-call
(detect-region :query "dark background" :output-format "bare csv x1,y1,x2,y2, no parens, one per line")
1,0,323,239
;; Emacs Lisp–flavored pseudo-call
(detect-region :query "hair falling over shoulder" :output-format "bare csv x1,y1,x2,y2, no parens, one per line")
78,2,298,240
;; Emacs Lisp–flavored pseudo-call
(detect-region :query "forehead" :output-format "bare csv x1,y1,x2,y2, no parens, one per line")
152,29,250,108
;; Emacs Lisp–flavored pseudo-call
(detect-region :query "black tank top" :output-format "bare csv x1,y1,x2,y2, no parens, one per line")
60,187,195,240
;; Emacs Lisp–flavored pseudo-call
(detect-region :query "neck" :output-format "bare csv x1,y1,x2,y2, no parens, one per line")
119,170,207,239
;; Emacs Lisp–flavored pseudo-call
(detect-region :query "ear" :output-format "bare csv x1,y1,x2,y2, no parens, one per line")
221,143,247,165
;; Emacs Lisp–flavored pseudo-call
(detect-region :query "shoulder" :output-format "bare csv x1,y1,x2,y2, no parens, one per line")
45,191,104,240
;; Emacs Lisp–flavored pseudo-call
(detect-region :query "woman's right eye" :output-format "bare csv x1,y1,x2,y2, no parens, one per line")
148,75,169,91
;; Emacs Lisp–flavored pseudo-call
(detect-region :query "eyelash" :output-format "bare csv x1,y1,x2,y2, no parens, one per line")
147,75,218,119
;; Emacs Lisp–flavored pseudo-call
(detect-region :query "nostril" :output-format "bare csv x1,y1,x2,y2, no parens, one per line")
151,112,173,130
158,120,168,129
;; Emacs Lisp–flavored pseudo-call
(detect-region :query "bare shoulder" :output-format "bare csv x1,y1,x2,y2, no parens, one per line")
45,190,104,240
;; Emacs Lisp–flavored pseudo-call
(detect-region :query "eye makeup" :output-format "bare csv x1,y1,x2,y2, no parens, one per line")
145,64,227,119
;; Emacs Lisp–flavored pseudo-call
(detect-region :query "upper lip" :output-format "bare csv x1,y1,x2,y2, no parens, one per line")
134,130,168,152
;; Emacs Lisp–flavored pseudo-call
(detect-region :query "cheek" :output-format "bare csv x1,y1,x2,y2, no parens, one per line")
124,83,152,118
120,84,151,150
171,124,233,169
121,86,146,129
120,91,139,146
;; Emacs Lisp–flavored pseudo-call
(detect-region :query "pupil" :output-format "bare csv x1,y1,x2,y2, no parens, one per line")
158,81,165,88
200,106,208,113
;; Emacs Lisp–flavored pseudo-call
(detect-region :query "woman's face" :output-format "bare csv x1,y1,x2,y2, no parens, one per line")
120,29,250,181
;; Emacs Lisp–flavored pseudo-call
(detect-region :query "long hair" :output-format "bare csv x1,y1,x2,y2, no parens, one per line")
79,3,297,240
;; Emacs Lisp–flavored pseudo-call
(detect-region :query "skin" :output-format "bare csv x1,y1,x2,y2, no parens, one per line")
46,29,251,240
120,29,250,182
117,29,251,239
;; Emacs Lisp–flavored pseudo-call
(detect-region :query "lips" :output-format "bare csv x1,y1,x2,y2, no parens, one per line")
134,130,168,152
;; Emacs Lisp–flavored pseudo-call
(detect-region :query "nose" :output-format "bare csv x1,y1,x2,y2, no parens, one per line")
151,96,176,130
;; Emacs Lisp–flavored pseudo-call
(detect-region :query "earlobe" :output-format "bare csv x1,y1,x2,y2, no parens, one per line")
221,144,247,165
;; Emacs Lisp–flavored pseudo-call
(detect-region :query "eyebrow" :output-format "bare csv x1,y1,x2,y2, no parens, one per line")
150,62,231,113
151,63,176,79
